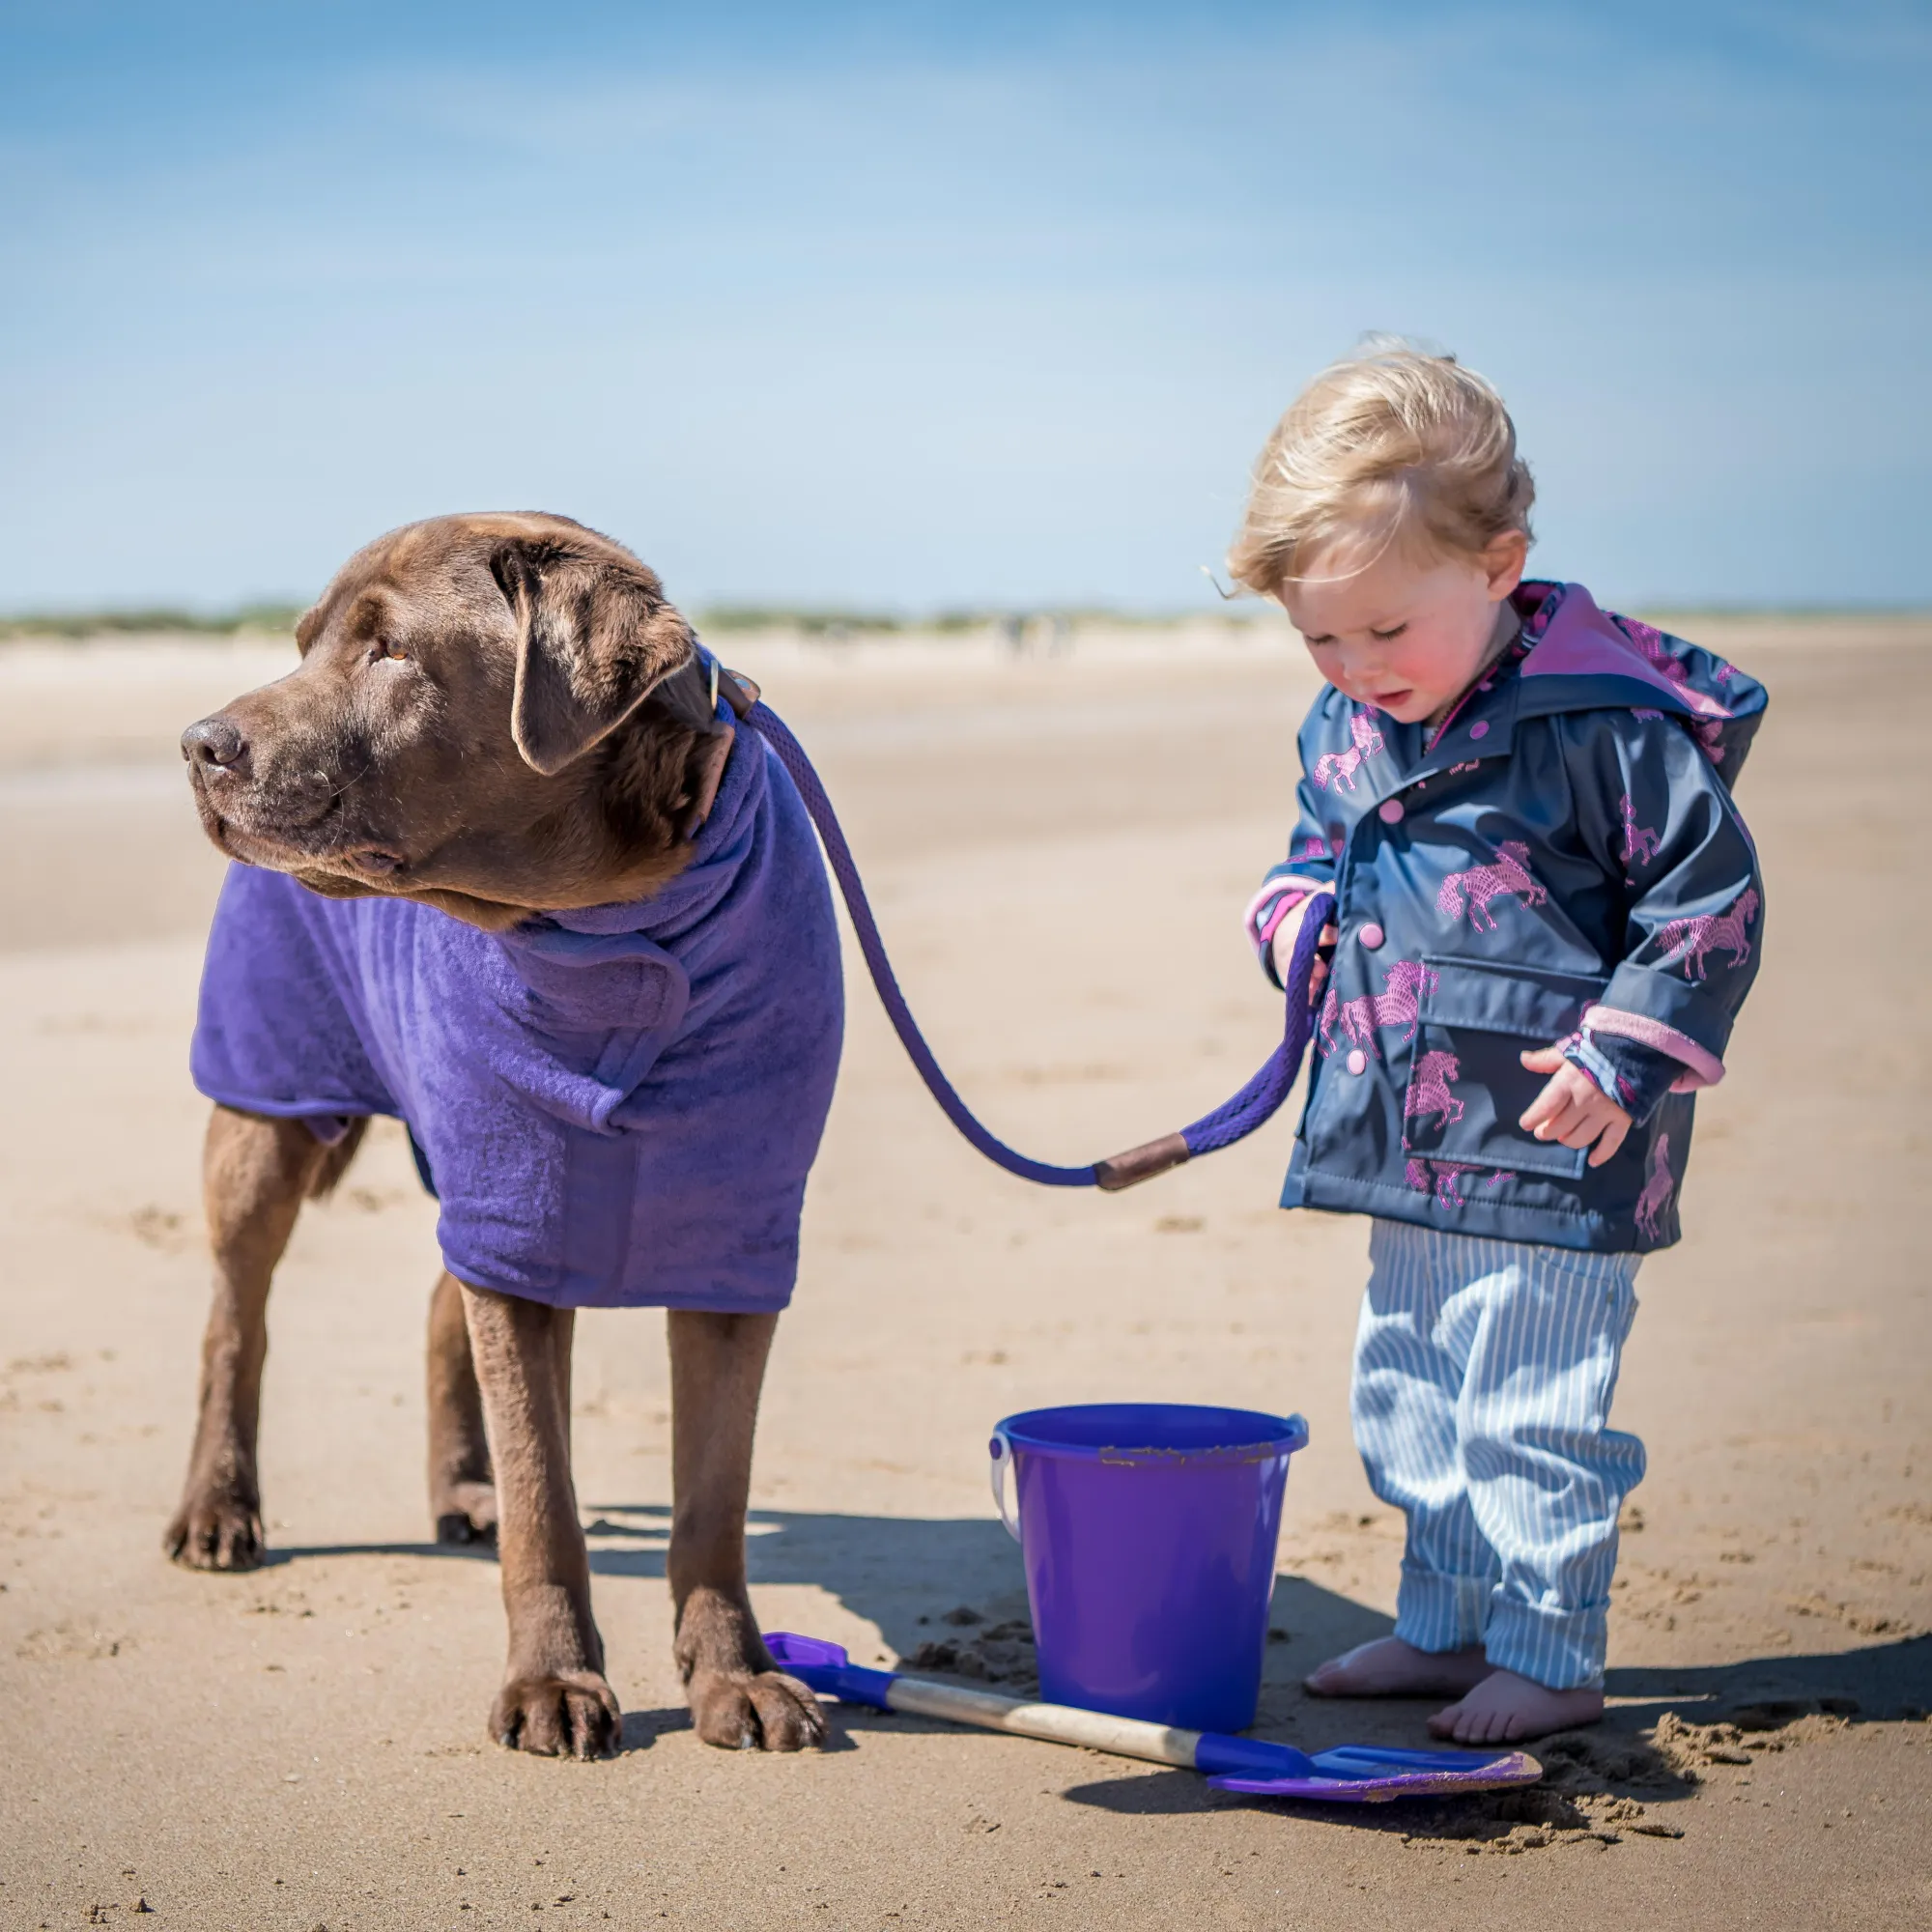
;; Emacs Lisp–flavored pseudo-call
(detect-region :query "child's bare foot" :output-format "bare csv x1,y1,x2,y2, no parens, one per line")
1303,1636,1492,1698
1428,1667,1604,1743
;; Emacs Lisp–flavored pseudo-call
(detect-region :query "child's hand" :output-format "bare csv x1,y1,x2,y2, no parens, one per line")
1518,1046,1632,1168
1269,900,1339,1007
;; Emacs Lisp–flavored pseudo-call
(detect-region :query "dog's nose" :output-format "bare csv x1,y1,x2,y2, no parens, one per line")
182,715,248,773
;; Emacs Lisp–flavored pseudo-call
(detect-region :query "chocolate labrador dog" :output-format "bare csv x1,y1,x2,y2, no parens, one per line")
167,512,844,1758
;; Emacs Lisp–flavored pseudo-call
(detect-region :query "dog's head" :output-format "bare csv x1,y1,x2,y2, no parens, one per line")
183,514,735,927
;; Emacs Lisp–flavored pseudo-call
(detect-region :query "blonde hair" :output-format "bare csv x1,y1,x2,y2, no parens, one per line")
1227,339,1534,595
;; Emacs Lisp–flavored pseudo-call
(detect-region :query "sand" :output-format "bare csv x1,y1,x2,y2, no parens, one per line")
2,616,1928,1930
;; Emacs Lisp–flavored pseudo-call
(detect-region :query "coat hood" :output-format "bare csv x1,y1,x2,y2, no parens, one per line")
1514,581,1766,780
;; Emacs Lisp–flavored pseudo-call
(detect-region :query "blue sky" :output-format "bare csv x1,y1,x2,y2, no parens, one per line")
3,2,1927,612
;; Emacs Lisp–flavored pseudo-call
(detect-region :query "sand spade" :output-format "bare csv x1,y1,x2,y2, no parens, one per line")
764,1634,1541,1804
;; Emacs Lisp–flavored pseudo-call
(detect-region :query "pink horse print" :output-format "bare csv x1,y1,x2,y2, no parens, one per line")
1312,712,1385,791
1320,959,1436,1060
1405,1050,1464,1130
1615,614,1690,686
1634,1134,1675,1240
1405,1159,1515,1208
1618,793,1662,867
1658,888,1759,980
1436,840,1548,932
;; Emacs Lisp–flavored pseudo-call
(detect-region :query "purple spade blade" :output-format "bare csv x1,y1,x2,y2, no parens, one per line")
1209,1747,1542,1804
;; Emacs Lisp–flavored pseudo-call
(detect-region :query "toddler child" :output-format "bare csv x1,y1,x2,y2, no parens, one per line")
1230,343,1766,1743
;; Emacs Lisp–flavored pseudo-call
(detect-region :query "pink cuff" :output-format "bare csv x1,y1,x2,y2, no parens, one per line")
1581,1005,1725,1092
1258,892,1309,949
1242,875,1328,953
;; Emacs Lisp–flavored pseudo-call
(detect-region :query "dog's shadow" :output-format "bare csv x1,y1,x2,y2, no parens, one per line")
584,1502,1035,1665
575,1504,1401,1686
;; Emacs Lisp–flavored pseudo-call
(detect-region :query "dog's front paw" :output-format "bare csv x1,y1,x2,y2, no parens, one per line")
688,1667,828,1752
164,1488,265,1571
490,1671,621,1759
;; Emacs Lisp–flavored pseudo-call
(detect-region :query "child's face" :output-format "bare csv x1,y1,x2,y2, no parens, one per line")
1278,532,1527,724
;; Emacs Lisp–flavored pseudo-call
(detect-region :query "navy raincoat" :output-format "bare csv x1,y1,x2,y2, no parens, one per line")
1248,581,1766,1254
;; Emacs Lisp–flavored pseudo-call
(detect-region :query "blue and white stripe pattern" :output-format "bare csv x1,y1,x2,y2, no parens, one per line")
1351,1219,1645,1690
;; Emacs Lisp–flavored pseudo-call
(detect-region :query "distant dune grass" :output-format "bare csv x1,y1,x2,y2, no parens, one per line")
0,604,309,639
694,606,1232,636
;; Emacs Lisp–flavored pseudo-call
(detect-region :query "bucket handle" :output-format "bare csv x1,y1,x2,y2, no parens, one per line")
987,1428,1022,1544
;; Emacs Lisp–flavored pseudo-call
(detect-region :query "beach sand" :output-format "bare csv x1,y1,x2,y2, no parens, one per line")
2,616,1927,1929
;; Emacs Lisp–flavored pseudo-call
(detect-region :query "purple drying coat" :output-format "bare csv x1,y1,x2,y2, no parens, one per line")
190,730,843,1312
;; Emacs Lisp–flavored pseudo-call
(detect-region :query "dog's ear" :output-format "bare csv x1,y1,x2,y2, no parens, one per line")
294,601,327,656
491,538,695,776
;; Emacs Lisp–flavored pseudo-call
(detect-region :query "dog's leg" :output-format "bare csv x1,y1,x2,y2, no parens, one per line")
165,1106,327,1571
426,1269,497,1544
460,1282,620,1759
668,1310,826,1751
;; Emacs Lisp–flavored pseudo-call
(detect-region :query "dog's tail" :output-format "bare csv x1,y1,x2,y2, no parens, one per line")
307,1117,368,1199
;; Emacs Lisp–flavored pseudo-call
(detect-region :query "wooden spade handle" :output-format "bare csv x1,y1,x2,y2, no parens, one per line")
885,1674,1203,1768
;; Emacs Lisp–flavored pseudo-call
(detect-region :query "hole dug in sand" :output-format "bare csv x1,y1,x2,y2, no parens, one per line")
1398,1698,1856,1855
1397,1727,1697,1854
908,1610,1039,1691
1650,1699,1857,1768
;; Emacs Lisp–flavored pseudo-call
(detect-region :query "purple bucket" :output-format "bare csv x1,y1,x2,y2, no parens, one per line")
989,1403,1308,1733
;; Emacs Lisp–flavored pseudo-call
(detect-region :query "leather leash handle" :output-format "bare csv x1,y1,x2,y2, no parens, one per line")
1093,1132,1191,1192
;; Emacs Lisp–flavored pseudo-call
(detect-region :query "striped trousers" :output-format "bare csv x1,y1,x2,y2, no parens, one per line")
1352,1220,1645,1690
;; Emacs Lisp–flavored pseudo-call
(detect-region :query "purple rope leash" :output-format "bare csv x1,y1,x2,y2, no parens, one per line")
738,689,1334,1192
